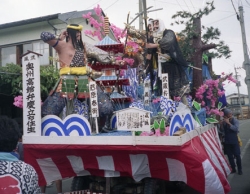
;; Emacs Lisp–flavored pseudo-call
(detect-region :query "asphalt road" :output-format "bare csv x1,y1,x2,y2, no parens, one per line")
45,119,250,194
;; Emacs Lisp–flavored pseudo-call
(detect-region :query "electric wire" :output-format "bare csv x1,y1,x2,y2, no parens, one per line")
245,0,250,7
231,0,240,20
104,0,120,11
153,0,234,13
204,13,236,25
189,0,196,12
176,0,185,11
86,0,103,9
183,0,191,12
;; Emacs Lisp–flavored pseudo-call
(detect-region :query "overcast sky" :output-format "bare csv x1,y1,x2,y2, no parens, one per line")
1,0,250,95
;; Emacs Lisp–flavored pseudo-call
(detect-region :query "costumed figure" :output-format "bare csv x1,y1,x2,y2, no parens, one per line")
146,19,190,102
40,24,117,132
145,18,160,95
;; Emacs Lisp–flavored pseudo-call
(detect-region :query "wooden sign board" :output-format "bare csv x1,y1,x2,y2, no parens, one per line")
22,51,41,136
115,107,151,131
161,73,170,99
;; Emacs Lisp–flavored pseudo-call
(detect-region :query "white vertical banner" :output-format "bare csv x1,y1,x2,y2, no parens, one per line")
143,80,150,106
89,81,99,133
161,73,170,99
88,81,99,117
22,51,41,136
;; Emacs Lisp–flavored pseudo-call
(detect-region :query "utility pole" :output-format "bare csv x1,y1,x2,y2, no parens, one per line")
142,0,148,31
238,6,250,106
137,0,162,31
139,0,143,31
234,66,243,118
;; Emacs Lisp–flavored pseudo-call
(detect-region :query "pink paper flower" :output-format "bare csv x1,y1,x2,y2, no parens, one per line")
94,4,102,16
174,96,181,102
13,95,23,108
227,74,237,83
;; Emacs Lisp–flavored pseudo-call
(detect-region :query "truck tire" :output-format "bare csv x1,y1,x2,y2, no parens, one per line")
71,176,91,191
144,178,157,194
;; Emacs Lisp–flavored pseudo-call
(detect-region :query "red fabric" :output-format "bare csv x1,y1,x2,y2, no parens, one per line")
23,127,230,193
0,175,21,194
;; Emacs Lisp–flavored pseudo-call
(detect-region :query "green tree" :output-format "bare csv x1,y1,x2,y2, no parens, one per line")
171,1,231,89
0,63,59,99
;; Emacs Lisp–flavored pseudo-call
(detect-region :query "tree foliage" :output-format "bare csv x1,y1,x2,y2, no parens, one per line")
0,63,59,99
171,1,231,61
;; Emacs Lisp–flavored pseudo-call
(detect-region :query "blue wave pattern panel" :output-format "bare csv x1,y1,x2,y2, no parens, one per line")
41,114,91,136
169,112,194,136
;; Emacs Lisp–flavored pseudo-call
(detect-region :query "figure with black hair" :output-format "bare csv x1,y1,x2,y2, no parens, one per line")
220,108,242,175
0,116,40,193
41,24,118,134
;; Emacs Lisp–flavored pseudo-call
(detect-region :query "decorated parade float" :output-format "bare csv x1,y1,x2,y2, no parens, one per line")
19,5,236,194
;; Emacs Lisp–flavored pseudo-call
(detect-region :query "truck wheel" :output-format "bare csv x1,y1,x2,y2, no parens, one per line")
71,176,91,191
144,178,157,194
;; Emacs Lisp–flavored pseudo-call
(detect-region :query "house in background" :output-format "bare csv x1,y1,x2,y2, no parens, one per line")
226,93,250,118
0,9,116,67
0,9,116,117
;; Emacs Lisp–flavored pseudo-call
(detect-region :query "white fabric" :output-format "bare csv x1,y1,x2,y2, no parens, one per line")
202,159,225,194
202,133,231,176
166,158,187,183
37,158,62,184
130,154,151,182
67,156,90,176
96,156,120,177
200,135,225,175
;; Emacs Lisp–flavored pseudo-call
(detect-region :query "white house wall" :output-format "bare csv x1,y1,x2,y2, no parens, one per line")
0,10,117,67
0,20,100,47
0,22,51,46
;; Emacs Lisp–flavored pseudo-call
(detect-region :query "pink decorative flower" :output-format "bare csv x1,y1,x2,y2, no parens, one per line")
110,24,127,41
152,97,161,104
174,96,181,102
123,58,134,66
13,95,43,108
13,95,23,108
94,4,102,17
227,74,237,83
82,12,92,19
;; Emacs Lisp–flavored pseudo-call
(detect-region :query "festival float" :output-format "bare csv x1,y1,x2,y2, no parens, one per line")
19,5,234,194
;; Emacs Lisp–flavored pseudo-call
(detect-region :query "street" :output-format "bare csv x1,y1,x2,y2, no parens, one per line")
45,119,250,194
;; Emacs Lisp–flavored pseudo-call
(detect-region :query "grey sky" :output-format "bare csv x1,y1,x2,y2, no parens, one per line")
1,0,250,95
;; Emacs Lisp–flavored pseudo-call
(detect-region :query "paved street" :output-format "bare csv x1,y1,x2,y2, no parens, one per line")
46,119,250,194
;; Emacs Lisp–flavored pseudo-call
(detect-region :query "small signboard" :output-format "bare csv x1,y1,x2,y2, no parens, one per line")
115,107,151,131
162,73,170,99
88,81,99,117
143,79,150,106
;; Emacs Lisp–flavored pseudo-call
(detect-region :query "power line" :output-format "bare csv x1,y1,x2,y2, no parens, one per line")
189,0,196,12
245,0,250,7
176,0,185,11
183,0,191,12
104,0,120,11
230,0,240,20
86,0,103,9
204,14,236,25
153,0,235,13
